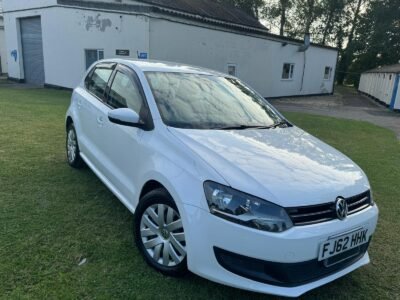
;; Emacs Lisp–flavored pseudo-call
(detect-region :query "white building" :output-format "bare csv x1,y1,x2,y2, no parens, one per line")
0,0,7,74
2,0,338,98
359,64,400,111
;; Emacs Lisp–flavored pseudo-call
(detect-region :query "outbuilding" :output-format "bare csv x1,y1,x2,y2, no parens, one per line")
359,64,400,111
2,0,338,98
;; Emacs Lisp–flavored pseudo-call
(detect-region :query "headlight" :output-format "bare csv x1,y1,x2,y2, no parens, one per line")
203,181,293,233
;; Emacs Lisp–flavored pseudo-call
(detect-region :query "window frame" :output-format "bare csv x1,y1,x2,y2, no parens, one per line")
323,66,333,80
85,49,105,70
281,63,295,81
227,63,237,77
106,67,145,111
105,64,154,130
84,62,116,103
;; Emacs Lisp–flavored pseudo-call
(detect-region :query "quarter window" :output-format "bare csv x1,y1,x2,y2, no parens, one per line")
282,63,295,80
85,67,113,100
324,66,332,80
85,49,104,70
108,71,145,114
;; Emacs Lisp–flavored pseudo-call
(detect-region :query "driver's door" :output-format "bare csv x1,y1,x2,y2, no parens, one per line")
100,65,152,205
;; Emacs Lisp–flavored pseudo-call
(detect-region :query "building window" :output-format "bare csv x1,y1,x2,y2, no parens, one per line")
324,66,333,80
227,64,237,76
282,63,294,80
389,74,392,80
85,49,104,70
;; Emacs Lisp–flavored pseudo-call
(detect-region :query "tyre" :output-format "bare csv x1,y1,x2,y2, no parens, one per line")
134,188,187,276
66,123,85,168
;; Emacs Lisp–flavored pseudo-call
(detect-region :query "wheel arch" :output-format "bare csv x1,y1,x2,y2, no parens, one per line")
66,116,73,131
139,180,169,200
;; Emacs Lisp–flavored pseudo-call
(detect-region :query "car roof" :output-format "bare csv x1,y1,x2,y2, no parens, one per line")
101,59,227,76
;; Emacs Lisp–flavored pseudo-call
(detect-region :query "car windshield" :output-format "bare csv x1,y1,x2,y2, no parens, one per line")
145,72,284,129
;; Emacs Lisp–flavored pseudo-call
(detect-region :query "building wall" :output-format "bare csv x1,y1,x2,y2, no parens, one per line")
359,72,397,106
3,0,57,12
149,18,337,98
4,6,150,87
0,16,7,74
0,0,7,74
3,3,337,97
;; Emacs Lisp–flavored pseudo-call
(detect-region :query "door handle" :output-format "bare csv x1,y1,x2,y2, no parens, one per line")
97,116,105,125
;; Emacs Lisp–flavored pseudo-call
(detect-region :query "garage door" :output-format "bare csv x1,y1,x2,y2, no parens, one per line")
20,17,45,85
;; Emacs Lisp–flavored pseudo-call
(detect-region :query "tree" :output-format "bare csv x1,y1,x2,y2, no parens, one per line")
282,0,324,38
220,0,265,18
225,0,400,86
263,0,293,35
347,0,400,85
317,0,346,45
336,0,365,85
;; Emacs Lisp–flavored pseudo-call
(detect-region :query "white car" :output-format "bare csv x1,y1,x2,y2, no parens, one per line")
65,59,378,297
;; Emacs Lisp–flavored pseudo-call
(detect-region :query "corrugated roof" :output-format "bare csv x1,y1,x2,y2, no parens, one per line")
135,0,266,30
365,64,400,74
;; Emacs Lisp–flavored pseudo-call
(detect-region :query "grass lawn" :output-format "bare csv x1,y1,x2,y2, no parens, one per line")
0,86,399,299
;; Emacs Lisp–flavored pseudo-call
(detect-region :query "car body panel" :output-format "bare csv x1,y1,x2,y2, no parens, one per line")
182,203,378,297
65,59,379,297
168,126,370,207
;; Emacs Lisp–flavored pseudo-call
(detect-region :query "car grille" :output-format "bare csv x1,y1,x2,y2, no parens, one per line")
286,190,372,226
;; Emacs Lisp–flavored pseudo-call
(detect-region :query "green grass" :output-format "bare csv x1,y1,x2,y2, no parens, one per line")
0,86,399,299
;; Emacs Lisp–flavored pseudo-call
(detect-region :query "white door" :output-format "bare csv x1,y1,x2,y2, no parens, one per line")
99,64,153,205
76,63,115,173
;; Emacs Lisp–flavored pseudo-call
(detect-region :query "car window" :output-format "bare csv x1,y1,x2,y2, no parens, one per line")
108,71,145,114
146,72,283,129
86,67,113,100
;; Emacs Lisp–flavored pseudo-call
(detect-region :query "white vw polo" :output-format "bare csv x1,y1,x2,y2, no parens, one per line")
66,59,378,297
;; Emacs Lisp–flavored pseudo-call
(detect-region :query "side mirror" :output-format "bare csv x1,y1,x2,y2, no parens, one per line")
108,108,143,128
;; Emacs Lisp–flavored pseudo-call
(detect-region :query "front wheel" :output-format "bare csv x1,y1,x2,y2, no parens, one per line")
66,123,84,168
134,188,187,276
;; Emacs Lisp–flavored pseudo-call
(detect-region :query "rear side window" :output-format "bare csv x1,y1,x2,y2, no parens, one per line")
108,71,145,114
85,67,113,100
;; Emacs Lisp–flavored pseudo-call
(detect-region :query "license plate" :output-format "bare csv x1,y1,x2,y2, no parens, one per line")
318,228,368,261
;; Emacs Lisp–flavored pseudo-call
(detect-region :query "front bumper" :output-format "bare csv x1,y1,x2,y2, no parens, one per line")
182,203,378,297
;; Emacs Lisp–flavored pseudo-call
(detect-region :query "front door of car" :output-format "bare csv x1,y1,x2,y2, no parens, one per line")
77,63,115,172
99,65,153,206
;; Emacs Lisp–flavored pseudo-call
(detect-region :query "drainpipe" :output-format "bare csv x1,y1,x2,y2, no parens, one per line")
298,33,310,92
298,33,310,52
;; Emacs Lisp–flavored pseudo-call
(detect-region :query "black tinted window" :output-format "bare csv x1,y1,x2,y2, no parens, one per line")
108,71,145,113
85,67,112,99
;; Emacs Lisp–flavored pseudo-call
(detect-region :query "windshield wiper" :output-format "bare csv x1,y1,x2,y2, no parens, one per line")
214,120,291,130
214,125,273,130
